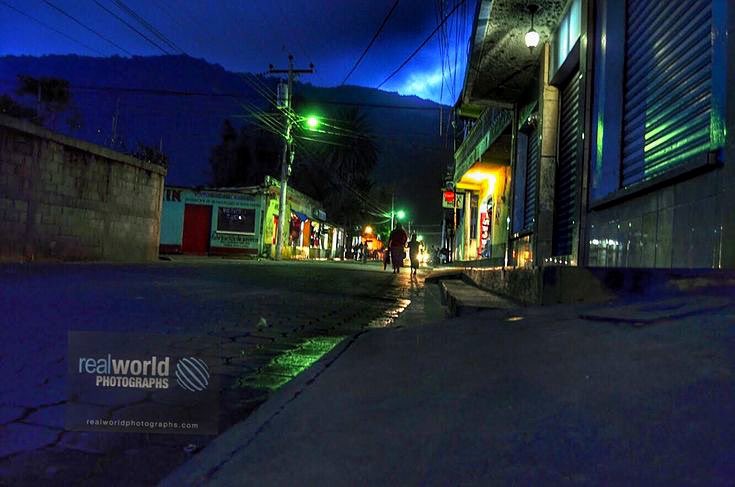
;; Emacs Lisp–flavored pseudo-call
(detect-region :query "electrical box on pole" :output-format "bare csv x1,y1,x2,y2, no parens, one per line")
276,81,289,110
268,55,315,260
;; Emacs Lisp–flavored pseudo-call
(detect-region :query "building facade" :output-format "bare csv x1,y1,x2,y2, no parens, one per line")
452,0,734,271
160,176,345,259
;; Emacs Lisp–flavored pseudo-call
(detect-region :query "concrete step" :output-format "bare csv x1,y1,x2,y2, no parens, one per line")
440,280,516,317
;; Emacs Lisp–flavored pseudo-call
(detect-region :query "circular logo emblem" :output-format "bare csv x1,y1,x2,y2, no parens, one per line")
175,357,210,392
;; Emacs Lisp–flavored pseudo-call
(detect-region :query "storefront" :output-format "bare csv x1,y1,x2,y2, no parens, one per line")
452,108,513,265
261,176,345,260
159,186,264,256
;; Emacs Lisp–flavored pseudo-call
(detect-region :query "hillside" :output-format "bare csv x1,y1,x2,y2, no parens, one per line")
0,54,452,224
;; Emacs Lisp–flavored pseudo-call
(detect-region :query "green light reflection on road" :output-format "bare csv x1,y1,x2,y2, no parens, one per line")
237,336,346,390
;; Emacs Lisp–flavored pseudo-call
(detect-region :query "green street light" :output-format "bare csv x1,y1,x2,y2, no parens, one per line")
396,210,406,220
305,115,320,130
417,235,424,242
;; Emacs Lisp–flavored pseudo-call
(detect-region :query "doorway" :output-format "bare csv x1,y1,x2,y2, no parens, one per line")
182,204,212,255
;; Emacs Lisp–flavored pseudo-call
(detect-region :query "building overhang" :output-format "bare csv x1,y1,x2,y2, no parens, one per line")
459,0,566,109
454,109,512,184
456,163,504,192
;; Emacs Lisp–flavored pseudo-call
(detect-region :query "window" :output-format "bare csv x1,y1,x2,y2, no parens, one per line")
552,0,581,75
216,207,255,234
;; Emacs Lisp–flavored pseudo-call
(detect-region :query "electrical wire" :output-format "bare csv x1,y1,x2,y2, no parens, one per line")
41,0,133,55
111,0,184,54
341,0,399,85
92,0,170,54
0,0,104,55
377,0,467,89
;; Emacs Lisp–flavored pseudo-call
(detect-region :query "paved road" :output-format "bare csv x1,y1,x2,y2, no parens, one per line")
0,258,434,486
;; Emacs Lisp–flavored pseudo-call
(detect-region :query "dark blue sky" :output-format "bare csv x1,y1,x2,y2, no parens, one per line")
1,0,476,104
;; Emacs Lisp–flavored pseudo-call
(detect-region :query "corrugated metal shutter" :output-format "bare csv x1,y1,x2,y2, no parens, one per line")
622,0,713,187
552,72,581,257
523,127,539,230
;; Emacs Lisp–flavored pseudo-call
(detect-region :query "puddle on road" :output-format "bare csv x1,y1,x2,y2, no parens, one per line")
234,297,413,391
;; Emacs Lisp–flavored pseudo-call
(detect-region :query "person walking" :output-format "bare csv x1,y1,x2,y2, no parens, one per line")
387,223,408,273
407,234,421,276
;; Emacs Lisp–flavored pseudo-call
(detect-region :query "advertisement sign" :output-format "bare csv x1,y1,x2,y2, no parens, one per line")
478,211,490,258
443,190,465,209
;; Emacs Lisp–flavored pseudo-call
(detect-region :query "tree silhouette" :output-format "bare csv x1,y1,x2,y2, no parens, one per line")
132,143,168,168
291,106,380,237
16,76,71,128
209,119,280,187
0,95,39,122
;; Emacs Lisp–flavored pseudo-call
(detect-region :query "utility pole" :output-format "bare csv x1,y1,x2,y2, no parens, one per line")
390,192,395,230
110,97,120,148
269,54,314,260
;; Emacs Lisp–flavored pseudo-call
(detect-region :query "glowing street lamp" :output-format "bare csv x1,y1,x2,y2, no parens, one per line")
396,210,406,221
364,225,373,235
525,5,540,53
417,235,424,242
305,115,320,130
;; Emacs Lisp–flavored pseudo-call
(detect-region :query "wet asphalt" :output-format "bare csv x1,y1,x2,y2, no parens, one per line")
0,258,434,486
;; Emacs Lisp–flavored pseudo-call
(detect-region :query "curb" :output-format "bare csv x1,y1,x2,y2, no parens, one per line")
160,328,376,486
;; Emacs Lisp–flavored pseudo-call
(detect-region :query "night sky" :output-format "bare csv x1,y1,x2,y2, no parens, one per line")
2,0,476,105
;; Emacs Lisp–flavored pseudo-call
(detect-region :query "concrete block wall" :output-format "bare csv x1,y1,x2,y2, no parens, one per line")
0,114,166,262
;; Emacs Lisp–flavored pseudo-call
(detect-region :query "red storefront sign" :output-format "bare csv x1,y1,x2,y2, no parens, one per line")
442,189,455,208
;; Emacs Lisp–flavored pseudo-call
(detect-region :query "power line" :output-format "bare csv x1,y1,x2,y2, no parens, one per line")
0,0,104,55
111,0,184,54
0,78,446,111
92,0,170,54
41,0,133,55
377,0,467,89
341,0,400,85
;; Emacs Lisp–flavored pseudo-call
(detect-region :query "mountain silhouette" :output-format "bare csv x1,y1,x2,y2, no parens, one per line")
0,54,451,225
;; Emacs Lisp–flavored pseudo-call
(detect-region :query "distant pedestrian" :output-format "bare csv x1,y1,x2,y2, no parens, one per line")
383,247,390,270
407,234,420,275
387,224,408,273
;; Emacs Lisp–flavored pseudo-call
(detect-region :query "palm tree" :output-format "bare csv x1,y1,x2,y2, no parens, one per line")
319,107,378,185
292,106,380,248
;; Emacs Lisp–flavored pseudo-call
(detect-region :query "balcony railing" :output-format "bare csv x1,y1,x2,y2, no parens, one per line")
454,108,512,182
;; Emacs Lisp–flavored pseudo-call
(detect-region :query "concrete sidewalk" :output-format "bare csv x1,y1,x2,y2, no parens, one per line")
163,290,735,486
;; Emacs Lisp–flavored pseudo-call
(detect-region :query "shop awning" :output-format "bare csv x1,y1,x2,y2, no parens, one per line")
292,211,309,221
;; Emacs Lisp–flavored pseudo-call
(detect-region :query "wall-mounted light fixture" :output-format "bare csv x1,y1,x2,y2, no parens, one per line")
525,4,540,53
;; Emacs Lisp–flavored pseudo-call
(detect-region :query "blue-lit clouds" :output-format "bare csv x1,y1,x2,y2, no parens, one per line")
0,0,476,104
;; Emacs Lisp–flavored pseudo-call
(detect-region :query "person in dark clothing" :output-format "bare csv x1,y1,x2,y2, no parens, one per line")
407,233,421,275
387,224,408,273
383,247,391,270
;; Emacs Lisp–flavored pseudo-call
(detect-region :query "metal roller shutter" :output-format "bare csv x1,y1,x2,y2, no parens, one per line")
622,0,713,187
523,127,539,231
552,71,581,257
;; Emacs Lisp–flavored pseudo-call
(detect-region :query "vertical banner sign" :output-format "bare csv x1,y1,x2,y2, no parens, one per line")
478,211,490,258
67,332,220,435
